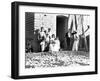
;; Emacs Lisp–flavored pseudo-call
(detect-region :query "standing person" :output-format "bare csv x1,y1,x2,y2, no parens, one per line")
44,30,48,38
47,28,52,38
65,29,72,50
72,15,83,51
45,34,50,51
45,34,50,43
38,27,45,41
72,32,79,51
40,39,46,52
67,14,77,51
49,37,60,52
38,27,46,52
49,41,55,52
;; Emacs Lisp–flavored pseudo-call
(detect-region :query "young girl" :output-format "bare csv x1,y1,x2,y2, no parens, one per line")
50,34,55,42
40,39,46,52
49,41,55,52
49,37,60,52
54,37,60,51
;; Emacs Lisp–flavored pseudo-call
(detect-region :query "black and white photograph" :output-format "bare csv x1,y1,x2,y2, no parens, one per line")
25,13,90,68
11,2,97,79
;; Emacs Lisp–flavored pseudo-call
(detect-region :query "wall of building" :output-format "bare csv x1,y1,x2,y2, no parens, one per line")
34,13,56,35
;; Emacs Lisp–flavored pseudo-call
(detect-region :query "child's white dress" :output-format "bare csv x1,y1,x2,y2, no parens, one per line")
54,40,60,51
40,40,45,52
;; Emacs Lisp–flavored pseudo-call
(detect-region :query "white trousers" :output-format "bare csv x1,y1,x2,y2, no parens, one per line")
72,39,79,51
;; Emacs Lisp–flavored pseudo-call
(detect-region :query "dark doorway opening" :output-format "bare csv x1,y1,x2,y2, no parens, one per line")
56,15,68,50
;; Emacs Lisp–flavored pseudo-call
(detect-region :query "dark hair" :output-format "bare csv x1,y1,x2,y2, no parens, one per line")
48,28,51,31
41,27,44,29
44,30,47,33
52,34,55,37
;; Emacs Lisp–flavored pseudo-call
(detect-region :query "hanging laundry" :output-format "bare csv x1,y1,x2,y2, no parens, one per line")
68,15,77,33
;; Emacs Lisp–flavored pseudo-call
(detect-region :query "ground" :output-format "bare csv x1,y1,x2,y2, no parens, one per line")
25,51,89,68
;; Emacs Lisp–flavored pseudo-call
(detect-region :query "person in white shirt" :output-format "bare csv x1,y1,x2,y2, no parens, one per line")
47,28,52,38
45,34,50,43
45,34,50,51
38,27,45,41
38,27,46,52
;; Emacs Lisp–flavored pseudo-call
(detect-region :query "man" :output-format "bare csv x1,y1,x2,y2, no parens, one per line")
38,27,46,52
45,34,50,51
40,34,50,52
65,29,72,50
38,27,45,41
72,15,83,51
67,14,78,51
47,28,52,38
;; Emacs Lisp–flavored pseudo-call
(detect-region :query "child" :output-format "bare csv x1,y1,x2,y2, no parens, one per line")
49,37,60,52
50,34,55,42
40,39,46,52
45,34,50,44
49,41,55,52
54,37,60,51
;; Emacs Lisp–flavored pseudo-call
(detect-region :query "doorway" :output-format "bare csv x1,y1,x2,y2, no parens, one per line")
56,15,68,50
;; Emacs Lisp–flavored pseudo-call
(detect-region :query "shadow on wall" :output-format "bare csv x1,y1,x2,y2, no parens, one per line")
25,12,41,52
26,29,40,53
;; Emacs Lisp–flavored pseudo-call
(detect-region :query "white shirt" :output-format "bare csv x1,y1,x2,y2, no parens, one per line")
45,36,50,43
47,31,52,38
49,39,60,52
39,31,45,39
50,37,55,42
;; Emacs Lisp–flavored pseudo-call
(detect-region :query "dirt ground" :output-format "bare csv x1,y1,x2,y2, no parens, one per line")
25,51,89,68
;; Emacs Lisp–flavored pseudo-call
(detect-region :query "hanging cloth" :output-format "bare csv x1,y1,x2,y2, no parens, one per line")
68,15,77,33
